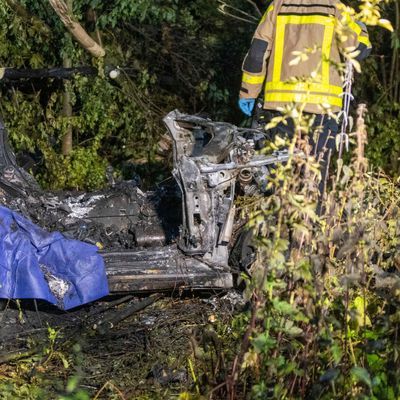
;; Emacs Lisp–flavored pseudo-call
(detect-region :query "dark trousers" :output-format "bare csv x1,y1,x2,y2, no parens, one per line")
255,110,339,200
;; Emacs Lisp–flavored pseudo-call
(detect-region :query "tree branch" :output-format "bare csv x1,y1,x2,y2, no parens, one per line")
245,0,262,17
48,0,105,58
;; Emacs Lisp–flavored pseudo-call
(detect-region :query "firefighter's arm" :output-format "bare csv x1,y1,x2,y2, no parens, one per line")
240,3,275,100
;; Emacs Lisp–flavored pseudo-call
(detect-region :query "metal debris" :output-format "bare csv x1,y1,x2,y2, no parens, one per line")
40,264,71,305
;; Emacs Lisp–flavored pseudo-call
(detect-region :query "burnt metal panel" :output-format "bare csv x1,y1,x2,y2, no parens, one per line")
103,245,233,292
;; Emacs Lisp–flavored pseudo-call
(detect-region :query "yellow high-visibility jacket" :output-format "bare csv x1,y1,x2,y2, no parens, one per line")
239,0,371,113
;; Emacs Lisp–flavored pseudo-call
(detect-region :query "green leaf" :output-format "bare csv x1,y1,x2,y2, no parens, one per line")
351,366,372,387
283,320,303,337
252,333,277,354
378,19,393,32
353,296,372,327
331,343,343,365
272,299,296,315
319,368,340,383
66,376,79,393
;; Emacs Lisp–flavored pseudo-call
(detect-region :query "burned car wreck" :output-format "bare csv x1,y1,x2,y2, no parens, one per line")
0,110,289,305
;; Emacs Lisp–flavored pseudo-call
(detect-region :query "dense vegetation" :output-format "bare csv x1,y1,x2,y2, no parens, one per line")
0,0,398,185
0,0,254,189
1,0,400,399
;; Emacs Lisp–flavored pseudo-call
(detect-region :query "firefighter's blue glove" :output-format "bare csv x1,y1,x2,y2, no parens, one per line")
238,98,255,116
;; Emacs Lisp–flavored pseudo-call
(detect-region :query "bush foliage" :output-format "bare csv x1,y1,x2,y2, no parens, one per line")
234,109,400,399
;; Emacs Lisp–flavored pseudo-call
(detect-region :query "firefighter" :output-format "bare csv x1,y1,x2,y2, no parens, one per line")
238,0,371,197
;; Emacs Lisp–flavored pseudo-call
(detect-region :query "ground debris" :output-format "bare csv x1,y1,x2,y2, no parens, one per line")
93,294,164,331
0,291,240,398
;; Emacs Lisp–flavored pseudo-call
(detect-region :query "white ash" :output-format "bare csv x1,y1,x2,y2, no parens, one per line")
65,194,105,220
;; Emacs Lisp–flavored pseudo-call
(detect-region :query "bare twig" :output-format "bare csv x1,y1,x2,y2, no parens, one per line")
0,348,39,364
93,381,126,400
217,1,259,24
94,294,163,330
353,104,368,173
218,0,260,20
87,295,135,320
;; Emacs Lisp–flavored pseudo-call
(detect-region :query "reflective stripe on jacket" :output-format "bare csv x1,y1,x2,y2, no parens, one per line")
240,0,371,114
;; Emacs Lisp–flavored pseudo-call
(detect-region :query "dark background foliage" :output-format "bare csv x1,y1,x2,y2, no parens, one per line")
0,0,398,188
0,0,254,189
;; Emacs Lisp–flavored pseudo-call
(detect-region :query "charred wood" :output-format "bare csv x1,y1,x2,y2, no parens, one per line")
0,67,138,81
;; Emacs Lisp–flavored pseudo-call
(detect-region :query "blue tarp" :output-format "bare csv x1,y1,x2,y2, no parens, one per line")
0,206,109,309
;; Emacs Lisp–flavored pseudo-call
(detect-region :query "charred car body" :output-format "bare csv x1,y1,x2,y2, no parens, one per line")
0,110,289,295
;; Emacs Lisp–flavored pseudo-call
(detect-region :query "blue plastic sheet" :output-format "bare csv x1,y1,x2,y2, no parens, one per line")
0,206,109,309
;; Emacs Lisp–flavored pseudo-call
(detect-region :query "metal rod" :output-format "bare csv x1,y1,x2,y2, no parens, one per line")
198,153,292,173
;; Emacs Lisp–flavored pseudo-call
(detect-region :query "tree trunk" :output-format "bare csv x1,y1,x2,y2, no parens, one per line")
48,0,105,58
61,0,73,156
61,62,73,156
